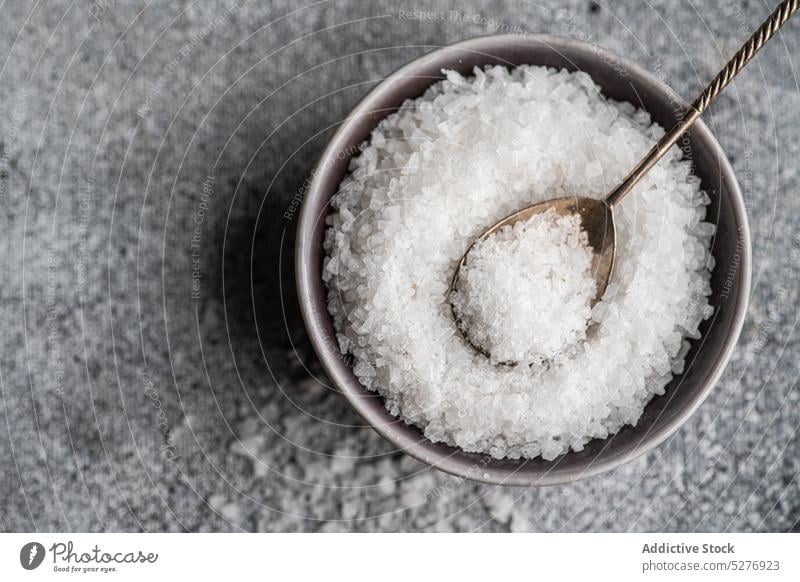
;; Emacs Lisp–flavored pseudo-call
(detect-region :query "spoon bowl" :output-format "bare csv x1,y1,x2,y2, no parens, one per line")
450,197,616,360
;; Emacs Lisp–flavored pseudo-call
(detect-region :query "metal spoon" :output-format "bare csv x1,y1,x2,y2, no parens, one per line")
451,0,798,361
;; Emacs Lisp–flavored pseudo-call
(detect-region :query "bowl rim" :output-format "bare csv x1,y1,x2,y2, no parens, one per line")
295,33,752,486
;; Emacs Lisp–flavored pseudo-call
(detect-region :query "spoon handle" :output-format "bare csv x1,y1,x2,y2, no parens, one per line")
605,0,799,207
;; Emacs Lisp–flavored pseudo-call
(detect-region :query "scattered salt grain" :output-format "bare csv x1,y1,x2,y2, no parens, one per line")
509,510,530,533
341,500,360,520
230,434,270,477
400,473,437,506
329,452,357,475
318,521,348,533
377,476,397,496
484,490,517,524
323,64,714,460
220,503,241,522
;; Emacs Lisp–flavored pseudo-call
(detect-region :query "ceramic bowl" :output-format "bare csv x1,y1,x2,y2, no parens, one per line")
295,34,751,486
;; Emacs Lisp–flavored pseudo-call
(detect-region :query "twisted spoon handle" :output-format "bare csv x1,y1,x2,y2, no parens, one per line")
606,0,799,207
693,0,799,112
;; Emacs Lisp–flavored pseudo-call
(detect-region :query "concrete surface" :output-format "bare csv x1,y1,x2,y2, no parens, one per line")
0,0,798,532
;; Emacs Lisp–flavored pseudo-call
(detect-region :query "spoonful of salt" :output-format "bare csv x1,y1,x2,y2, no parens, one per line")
450,0,797,362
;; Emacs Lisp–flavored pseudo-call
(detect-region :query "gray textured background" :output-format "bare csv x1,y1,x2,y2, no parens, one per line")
0,0,798,532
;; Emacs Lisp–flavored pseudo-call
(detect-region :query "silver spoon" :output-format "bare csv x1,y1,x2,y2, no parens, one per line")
451,0,798,362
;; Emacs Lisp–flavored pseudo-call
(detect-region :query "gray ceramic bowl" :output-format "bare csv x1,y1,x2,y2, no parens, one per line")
296,34,751,486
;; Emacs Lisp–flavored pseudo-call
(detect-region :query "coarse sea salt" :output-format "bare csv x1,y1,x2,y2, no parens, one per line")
322,65,715,461
451,208,596,365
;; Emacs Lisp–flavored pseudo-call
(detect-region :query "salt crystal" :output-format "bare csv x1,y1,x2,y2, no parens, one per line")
220,503,241,522
208,494,226,510
377,477,396,495
341,500,359,520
